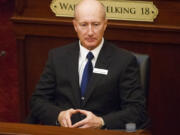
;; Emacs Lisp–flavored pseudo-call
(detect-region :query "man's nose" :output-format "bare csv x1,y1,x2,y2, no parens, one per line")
87,25,93,36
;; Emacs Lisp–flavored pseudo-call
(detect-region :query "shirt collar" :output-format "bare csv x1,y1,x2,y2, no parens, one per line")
79,38,104,60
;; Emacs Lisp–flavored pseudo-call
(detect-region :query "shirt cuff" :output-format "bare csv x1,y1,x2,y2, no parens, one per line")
100,117,106,129
56,120,60,126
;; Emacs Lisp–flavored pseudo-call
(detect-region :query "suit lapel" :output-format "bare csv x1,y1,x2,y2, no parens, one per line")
67,42,81,108
84,41,113,103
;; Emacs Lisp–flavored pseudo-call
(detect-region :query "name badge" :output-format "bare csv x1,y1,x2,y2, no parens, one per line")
93,68,108,75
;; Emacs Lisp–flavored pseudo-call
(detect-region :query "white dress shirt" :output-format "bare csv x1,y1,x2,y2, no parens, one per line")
78,38,104,86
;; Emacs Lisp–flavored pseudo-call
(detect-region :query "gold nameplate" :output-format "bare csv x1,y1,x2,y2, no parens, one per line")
50,0,158,22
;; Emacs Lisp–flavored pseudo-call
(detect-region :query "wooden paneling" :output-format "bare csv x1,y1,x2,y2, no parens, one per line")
12,0,180,135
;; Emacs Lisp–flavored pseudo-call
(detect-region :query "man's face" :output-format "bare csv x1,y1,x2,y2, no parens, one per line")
73,7,107,50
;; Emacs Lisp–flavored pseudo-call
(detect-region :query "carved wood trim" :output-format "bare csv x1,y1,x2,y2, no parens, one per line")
11,16,180,32
11,16,180,45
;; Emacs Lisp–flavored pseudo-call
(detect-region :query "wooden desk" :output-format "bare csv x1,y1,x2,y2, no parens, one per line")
0,122,151,135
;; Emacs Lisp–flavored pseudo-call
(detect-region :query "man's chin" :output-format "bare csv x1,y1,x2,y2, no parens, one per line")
85,44,98,50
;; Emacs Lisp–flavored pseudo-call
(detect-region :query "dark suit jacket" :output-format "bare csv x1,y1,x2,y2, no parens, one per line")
30,40,148,129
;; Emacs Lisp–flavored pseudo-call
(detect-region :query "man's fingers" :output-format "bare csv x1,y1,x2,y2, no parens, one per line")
62,119,68,127
66,117,72,127
59,109,102,128
65,109,79,127
59,108,80,127
76,109,89,115
70,109,80,115
78,124,89,128
72,118,87,128
67,109,80,127
72,109,103,129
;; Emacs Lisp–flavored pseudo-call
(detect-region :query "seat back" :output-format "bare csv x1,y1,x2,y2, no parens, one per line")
133,53,150,99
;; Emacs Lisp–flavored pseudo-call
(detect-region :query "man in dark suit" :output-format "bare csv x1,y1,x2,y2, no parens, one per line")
30,0,148,129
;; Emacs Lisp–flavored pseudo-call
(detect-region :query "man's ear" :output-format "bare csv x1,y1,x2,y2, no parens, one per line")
73,19,78,32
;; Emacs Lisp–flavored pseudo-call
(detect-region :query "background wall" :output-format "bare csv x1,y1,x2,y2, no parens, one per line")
0,0,20,122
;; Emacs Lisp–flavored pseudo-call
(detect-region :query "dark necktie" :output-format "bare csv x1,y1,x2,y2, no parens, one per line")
81,52,94,97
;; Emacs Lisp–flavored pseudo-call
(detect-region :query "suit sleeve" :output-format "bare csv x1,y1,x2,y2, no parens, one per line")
30,50,62,125
102,55,148,129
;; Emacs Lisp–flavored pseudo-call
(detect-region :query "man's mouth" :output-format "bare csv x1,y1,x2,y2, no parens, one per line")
86,38,96,42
